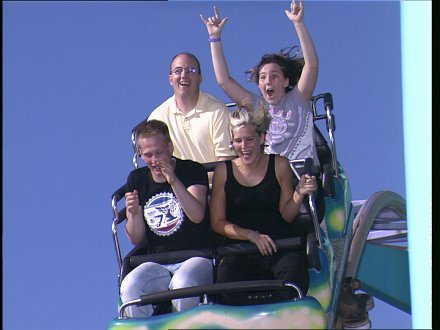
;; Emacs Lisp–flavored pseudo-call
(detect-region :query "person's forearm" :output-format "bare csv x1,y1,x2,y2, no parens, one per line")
170,179,206,223
212,219,255,241
210,40,253,107
125,212,146,245
294,21,319,70
280,190,305,223
210,40,233,88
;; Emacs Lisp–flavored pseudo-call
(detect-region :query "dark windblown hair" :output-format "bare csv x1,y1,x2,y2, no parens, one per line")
245,46,305,93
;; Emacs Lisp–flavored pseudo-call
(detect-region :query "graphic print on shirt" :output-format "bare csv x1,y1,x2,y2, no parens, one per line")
143,192,184,237
266,107,292,145
265,106,314,160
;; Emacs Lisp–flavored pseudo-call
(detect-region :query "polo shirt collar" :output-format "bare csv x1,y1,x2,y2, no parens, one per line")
171,92,203,116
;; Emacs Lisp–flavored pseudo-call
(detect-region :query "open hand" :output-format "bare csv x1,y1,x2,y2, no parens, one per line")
248,231,277,256
153,159,177,185
285,0,304,23
200,6,229,38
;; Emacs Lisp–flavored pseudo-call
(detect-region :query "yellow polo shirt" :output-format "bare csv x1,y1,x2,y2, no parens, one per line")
148,91,236,163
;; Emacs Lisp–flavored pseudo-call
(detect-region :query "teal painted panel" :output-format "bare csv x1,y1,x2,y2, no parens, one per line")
356,243,411,313
108,297,327,329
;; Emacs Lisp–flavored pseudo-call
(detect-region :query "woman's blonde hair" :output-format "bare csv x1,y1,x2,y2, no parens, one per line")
229,100,271,136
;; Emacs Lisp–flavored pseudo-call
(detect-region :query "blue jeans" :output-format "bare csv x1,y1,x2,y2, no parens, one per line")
120,257,213,317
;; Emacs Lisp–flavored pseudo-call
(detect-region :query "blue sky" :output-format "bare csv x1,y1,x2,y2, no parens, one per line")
3,1,419,329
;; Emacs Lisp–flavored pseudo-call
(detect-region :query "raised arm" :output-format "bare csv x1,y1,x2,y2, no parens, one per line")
285,0,319,101
200,6,253,108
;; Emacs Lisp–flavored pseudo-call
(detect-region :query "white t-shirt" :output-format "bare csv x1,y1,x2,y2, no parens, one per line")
251,88,319,165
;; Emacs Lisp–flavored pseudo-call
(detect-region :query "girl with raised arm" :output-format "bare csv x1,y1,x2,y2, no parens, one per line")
201,1,320,164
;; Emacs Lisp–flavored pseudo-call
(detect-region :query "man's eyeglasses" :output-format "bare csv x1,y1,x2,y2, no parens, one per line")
170,67,200,76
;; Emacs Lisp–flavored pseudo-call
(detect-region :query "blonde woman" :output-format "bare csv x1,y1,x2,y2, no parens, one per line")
210,103,317,304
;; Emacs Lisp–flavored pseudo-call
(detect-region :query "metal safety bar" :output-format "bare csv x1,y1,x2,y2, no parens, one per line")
112,196,123,274
290,159,324,250
131,129,139,169
118,280,303,319
311,93,338,177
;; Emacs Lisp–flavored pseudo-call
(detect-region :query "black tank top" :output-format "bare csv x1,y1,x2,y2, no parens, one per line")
225,154,297,242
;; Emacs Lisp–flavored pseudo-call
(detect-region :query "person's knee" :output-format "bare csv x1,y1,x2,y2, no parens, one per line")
120,262,170,301
187,256,213,267
171,257,213,289
217,255,247,282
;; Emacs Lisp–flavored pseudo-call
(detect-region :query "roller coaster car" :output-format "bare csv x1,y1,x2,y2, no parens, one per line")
108,93,382,330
